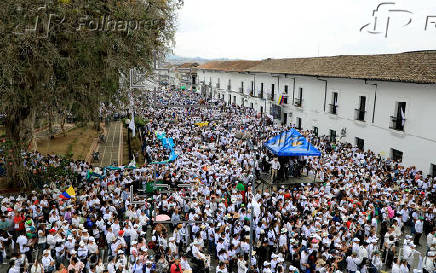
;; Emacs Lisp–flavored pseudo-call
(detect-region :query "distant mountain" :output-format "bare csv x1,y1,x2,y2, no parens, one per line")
165,55,233,65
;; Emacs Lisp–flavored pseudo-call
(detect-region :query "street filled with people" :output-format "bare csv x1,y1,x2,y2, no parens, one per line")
0,88,434,273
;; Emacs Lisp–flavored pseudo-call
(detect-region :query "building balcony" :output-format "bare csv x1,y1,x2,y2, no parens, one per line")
389,116,405,131
249,90,255,97
258,92,264,99
227,85,232,91
269,94,274,101
294,98,302,107
216,83,220,89
329,104,338,115
239,87,244,93
355,109,366,121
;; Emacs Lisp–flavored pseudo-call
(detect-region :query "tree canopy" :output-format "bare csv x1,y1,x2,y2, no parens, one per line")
0,0,182,188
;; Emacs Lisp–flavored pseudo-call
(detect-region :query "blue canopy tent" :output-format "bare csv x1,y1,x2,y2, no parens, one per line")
264,129,321,157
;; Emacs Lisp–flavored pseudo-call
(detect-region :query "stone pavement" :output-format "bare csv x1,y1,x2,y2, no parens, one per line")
97,121,122,167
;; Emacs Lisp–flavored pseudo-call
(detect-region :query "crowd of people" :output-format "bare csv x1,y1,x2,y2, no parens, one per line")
0,88,434,273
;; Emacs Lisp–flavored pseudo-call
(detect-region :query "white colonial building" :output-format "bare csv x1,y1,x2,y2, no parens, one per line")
197,51,436,176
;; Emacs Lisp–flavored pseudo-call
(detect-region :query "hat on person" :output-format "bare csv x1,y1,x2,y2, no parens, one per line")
281,228,287,234
67,235,73,240
353,238,360,242
118,250,124,255
49,229,56,233
169,237,175,242
43,250,50,255
118,230,124,236
79,241,85,247
89,237,95,242
264,261,270,266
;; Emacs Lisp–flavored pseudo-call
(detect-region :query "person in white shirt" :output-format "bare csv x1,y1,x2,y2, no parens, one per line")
16,233,29,256
399,259,409,273
423,251,435,273
414,218,424,246
41,250,55,272
216,261,228,273
30,260,44,273
391,258,401,273
270,158,280,182
87,237,99,255
346,253,359,273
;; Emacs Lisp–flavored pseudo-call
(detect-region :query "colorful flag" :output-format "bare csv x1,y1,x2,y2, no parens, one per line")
277,95,282,105
59,186,76,200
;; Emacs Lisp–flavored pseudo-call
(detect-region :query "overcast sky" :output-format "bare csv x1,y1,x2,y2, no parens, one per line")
174,0,436,60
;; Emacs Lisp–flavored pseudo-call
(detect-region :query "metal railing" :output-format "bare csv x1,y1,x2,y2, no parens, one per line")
329,104,338,114
389,116,405,131
355,108,366,121
227,85,231,91
294,98,302,107
239,87,244,93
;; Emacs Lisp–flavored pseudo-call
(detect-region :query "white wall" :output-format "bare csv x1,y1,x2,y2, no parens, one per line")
199,68,436,175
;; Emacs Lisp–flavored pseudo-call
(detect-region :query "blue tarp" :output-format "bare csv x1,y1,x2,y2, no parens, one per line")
151,132,178,164
264,129,321,157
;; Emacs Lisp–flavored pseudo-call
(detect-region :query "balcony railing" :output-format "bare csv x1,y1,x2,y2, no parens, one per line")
329,104,338,115
239,87,244,93
267,94,274,101
390,116,405,131
227,85,231,91
294,98,302,107
258,91,264,99
249,90,255,97
355,109,366,121
216,83,220,89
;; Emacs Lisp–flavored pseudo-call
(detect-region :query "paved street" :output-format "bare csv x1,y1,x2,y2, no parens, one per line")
97,121,122,167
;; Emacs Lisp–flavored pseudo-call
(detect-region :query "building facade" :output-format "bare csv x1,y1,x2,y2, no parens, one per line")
197,51,436,175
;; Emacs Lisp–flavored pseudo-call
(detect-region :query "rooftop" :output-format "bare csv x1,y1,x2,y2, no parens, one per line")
199,51,436,84
198,60,262,72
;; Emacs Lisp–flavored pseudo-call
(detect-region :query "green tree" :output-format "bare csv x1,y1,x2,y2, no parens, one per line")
0,0,182,188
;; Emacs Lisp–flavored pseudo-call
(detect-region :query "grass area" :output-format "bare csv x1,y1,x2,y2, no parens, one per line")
122,126,144,166
36,126,97,160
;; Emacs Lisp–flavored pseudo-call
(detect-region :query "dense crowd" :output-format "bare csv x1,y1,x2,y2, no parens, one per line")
0,88,434,273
